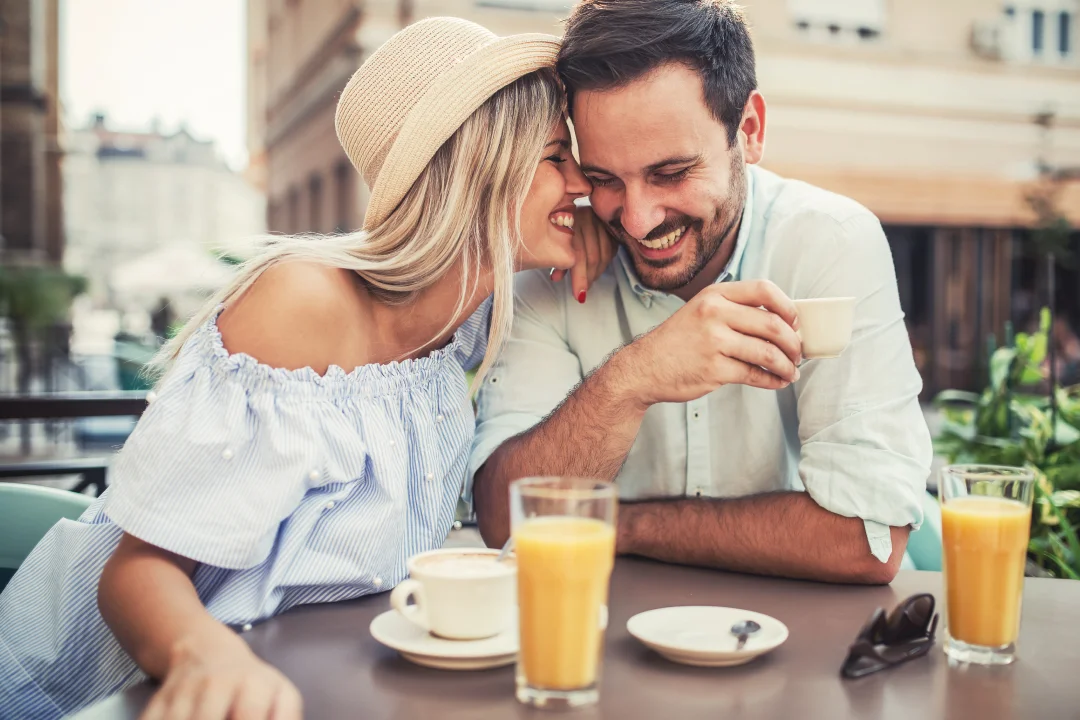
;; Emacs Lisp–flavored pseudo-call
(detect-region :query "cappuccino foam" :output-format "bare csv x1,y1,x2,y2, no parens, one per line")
416,553,513,578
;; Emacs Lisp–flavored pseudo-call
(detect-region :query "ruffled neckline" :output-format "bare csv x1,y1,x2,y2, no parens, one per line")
183,305,466,399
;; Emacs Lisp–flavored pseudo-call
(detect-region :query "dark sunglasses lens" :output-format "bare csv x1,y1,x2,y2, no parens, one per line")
883,595,934,644
857,608,887,644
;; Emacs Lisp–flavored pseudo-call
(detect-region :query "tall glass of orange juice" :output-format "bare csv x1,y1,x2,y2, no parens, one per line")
510,477,617,709
940,464,1034,665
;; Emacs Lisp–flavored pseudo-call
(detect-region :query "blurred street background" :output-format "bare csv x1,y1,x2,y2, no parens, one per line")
1,0,1079,476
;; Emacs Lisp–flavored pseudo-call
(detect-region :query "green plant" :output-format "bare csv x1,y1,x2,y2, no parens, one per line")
0,265,87,452
934,309,1080,579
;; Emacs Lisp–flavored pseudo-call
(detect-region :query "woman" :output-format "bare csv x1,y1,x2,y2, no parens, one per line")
0,18,611,720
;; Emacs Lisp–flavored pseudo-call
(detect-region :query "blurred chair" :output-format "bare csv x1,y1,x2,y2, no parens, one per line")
0,483,93,593
905,491,943,572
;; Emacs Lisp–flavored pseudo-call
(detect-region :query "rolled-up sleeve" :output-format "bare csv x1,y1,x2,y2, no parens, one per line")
778,210,932,563
466,270,584,503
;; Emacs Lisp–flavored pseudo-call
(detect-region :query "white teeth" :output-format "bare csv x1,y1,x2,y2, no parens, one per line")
550,214,574,229
637,226,686,250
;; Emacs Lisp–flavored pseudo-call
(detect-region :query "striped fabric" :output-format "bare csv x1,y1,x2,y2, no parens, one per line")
0,301,491,719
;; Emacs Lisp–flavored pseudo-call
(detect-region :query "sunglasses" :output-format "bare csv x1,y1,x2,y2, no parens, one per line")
840,593,939,679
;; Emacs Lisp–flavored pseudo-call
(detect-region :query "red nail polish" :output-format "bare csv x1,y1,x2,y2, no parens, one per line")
577,291,587,304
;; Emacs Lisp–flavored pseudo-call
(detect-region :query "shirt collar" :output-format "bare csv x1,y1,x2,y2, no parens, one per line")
617,167,755,306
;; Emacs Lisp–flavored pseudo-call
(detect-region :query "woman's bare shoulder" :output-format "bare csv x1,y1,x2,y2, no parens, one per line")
217,261,365,374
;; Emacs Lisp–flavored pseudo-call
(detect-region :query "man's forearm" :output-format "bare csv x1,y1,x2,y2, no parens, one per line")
618,492,908,584
473,350,645,548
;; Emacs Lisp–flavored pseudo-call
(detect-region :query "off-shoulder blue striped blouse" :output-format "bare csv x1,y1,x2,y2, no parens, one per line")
0,301,490,719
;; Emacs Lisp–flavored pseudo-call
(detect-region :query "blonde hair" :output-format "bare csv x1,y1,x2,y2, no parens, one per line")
152,69,563,390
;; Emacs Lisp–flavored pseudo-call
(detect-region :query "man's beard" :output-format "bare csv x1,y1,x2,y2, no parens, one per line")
609,154,747,293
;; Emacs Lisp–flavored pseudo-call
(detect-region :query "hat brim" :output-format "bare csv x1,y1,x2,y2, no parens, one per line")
363,33,561,231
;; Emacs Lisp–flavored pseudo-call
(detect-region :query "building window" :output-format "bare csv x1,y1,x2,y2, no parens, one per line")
309,173,323,233
335,161,352,234
1033,9,1045,53
1061,11,1072,55
475,0,572,9
788,0,886,39
288,187,300,234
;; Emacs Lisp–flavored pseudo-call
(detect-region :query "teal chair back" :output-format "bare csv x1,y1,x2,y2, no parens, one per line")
905,490,943,572
0,483,93,593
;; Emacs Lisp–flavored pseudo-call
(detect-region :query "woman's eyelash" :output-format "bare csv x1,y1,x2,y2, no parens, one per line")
546,155,567,164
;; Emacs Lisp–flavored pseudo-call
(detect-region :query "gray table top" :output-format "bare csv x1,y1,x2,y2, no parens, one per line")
75,559,1080,720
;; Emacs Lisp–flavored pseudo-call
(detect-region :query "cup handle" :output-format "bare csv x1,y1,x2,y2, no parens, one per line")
390,579,429,631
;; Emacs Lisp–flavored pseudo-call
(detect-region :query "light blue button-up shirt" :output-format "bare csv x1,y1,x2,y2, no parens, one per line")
469,166,932,563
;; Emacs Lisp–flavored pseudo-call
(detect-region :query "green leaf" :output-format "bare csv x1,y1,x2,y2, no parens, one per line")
990,348,1018,392
1037,481,1080,574
1054,420,1080,447
1029,546,1080,580
1021,365,1047,386
933,390,982,407
1029,331,1048,366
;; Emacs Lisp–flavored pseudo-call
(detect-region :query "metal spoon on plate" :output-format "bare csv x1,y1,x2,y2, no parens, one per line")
731,620,761,650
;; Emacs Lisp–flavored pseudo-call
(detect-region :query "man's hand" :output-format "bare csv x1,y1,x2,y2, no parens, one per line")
618,280,802,408
550,206,616,302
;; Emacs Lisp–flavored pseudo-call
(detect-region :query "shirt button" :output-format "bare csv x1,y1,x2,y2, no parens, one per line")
426,472,434,482
389,440,396,447
324,501,335,511
692,411,700,419
695,489,702,498
241,623,253,632
373,576,383,588
436,414,444,423
308,469,320,482
146,391,158,404
222,448,234,461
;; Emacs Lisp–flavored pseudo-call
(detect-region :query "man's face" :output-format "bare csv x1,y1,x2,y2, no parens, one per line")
573,63,747,293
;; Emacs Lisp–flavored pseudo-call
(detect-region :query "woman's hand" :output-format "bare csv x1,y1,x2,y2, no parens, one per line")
550,206,617,304
141,633,302,720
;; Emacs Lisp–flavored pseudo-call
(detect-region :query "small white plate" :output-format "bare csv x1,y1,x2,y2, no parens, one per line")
370,610,518,670
627,606,788,667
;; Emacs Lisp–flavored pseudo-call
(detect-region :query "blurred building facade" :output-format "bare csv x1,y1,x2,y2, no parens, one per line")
0,0,64,265
247,0,1080,393
63,114,266,315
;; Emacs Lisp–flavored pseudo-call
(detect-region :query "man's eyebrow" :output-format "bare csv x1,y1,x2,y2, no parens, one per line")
580,155,703,176
645,155,702,173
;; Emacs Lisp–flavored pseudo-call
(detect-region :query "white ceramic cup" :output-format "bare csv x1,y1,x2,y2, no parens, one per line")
390,548,516,640
794,297,856,359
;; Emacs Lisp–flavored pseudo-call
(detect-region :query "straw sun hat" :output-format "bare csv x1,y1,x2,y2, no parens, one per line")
335,17,561,230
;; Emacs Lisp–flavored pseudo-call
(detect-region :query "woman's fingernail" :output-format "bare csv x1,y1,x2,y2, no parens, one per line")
794,368,801,382
577,291,587,304
550,268,556,279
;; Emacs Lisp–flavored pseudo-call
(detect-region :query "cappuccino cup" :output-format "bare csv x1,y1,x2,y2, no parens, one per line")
794,297,856,359
390,548,516,640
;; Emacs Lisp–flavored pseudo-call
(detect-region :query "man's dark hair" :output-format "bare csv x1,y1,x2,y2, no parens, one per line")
557,0,757,146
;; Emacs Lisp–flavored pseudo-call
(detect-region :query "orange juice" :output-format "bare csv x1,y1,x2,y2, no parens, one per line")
515,516,616,690
941,496,1031,647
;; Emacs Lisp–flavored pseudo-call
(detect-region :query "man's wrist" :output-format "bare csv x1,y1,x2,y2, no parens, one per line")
594,344,651,417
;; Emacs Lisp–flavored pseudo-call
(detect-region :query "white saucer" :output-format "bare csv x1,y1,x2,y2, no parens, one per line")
627,606,788,667
370,610,518,670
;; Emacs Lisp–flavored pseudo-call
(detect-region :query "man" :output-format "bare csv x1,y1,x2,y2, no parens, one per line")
469,0,932,584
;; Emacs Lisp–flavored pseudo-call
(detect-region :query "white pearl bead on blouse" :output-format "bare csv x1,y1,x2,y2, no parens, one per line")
221,448,234,461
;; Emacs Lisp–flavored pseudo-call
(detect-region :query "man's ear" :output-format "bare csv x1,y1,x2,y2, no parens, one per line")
738,90,767,165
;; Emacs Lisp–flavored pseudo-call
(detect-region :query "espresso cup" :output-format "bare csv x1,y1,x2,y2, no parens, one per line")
794,297,856,359
390,548,516,640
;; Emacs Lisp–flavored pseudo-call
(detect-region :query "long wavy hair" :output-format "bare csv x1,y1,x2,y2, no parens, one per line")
150,69,564,390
